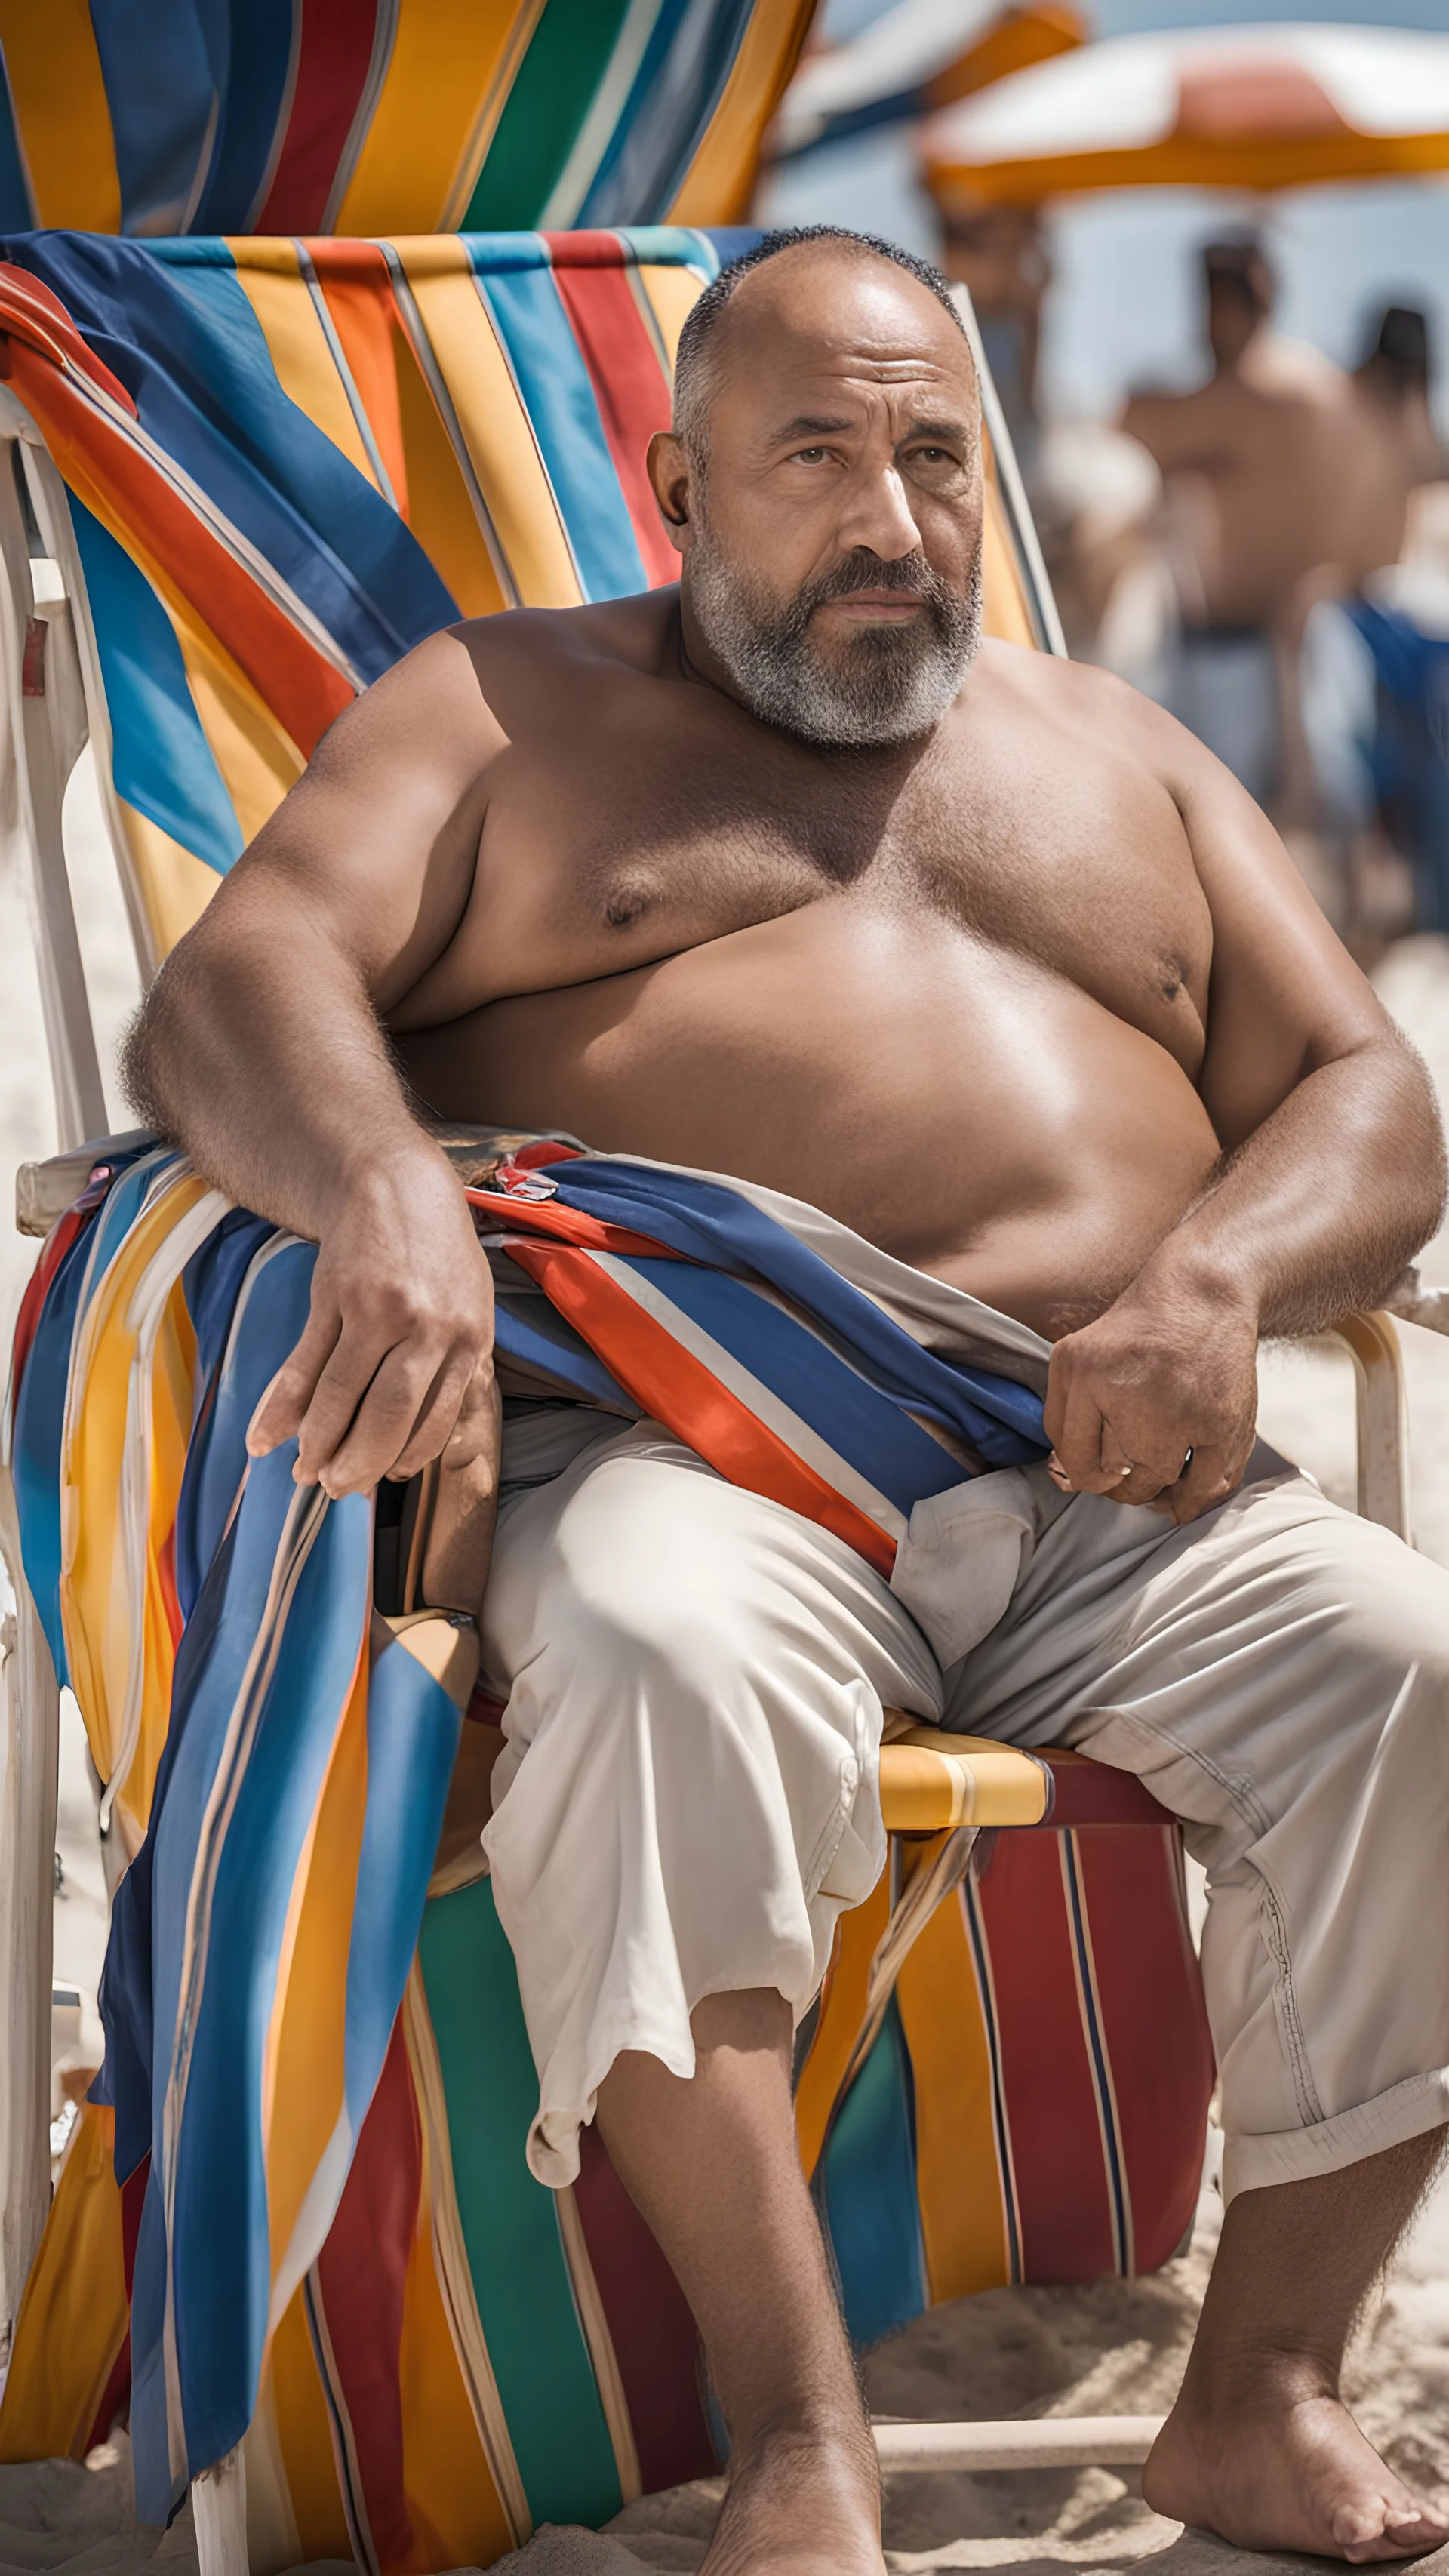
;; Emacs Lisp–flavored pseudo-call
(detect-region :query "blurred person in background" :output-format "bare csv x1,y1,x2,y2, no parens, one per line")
1035,420,1174,694
1349,303,1443,577
939,197,1050,472
1295,305,1444,948
1122,231,1364,811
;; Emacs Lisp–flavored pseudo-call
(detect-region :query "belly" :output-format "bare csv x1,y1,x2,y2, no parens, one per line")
395,904,1220,1337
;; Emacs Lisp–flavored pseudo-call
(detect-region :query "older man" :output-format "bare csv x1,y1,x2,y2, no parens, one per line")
126,229,1449,2575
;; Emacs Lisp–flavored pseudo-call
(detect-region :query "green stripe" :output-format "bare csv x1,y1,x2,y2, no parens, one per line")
419,1878,623,2526
462,0,637,229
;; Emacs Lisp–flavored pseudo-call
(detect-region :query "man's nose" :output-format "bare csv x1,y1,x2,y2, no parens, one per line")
835,463,922,563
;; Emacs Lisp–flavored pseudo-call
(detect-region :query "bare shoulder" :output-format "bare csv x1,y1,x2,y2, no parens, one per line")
970,635,1189,768
312,587,673,780
451,586,675,703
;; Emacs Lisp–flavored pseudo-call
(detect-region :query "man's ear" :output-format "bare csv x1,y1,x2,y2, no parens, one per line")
648,430,694,556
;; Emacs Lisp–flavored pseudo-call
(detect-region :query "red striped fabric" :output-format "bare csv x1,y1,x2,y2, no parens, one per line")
466,1184,678,1261
255,2,383,234
315,2023,424,2576
82,2156,148,2454
978,1835,1119,2282
1073,1825,1214,2270
503,1235,898,1575
545,235,679,588
0,263,136,410
10,1196,91,1423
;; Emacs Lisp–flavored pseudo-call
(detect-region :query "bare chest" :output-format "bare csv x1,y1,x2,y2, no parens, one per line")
397,682,1213,1069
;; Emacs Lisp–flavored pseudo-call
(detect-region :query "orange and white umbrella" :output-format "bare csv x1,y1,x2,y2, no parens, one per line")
922,21,1449,210
770,0,1084,165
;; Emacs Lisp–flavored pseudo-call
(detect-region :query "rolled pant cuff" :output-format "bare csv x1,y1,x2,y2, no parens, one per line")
1223,2069,1449,2202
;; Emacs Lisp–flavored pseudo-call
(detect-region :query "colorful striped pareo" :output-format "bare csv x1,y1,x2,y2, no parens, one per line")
0,223,1040,965
0,2,814,238
2,1138,1215,2553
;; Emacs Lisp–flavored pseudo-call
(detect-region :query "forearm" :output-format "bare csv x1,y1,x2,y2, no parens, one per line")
123,903,449,1237
1138,1042,1446,1338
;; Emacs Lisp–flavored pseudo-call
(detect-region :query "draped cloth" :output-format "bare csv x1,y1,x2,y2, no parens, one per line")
5,1137,1214,2552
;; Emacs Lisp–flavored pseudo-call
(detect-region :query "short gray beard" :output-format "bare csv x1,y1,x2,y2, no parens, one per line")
686,520,983,749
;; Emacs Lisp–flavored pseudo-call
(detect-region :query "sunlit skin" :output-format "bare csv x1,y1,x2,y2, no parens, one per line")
128,242,1447,2576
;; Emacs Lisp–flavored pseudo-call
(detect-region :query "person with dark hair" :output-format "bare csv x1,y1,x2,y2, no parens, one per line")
1362,303,1432,402
1349,302,1443,580
1124,230,1367,807
126,229,1449,2576
1297,310,1447,934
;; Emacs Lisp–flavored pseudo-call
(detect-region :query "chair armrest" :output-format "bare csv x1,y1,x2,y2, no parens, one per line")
15,1132,150,1235
878,1727,1051,1833
1327,1311,1409,1537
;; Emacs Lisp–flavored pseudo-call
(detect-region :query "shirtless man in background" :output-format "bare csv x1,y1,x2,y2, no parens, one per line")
127,231,1449,2576
1124,233,1367,807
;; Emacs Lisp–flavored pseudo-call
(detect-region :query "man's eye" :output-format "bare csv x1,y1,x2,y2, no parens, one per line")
793,447,828,463
913,447,953,465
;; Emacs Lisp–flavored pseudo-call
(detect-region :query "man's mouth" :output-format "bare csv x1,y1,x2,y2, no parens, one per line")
816,592,926,621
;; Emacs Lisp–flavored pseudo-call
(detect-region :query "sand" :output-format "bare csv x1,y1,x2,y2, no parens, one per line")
2,783,1447,2576
2,2167,1445,2576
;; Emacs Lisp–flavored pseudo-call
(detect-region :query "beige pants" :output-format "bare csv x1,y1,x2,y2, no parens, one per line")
480,1414,1449,2202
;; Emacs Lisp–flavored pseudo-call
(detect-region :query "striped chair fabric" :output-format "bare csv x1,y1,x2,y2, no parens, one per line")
0,2,814,238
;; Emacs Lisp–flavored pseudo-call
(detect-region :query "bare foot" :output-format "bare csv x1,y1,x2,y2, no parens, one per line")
702,2424,884,2576
1143,2365,1449,2563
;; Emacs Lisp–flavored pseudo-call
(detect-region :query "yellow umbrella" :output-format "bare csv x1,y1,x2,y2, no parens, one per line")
922,21,1449,210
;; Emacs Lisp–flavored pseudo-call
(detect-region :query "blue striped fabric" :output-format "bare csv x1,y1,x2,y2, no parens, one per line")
69,499,245,874
12,1140,1048,2520
580,0,756,226
477,262,651,602
817,1999,927,2347
189,0,295,237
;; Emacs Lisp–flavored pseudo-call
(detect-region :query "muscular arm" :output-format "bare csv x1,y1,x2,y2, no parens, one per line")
1047,686,1446,1519
125,627,504,1510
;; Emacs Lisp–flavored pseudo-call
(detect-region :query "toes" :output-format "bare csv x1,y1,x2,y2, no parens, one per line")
1386,2510,1449,2551
1331,2496,1418,2559
1337,2501,1449,2565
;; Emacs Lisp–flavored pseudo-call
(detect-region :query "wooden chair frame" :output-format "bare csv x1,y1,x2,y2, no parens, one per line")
0,294,1440,2565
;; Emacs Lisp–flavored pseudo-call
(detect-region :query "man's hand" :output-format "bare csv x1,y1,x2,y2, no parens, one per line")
247,1153,496,1499
1044,1261,1260,1525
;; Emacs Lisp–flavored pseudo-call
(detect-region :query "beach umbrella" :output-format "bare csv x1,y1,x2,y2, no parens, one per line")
922,21,1449,211
770,0,1085,165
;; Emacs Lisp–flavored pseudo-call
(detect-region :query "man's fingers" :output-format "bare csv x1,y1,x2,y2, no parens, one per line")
1047,1377,1118,1493
1160,1440,1248,1526
247,1306,341,1457
294,1328,420,1485
306,1337,450,1495
384,1353,496,1486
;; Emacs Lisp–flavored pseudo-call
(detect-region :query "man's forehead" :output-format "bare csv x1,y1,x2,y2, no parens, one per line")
711,251,977,406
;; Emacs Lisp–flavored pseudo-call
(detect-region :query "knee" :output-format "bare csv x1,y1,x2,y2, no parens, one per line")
536,1542,748,1707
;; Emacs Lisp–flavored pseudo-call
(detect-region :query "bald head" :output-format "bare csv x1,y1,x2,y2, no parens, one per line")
672,227,975,462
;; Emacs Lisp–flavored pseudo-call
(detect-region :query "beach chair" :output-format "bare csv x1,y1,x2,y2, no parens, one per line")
0,2,814,239
0,225,1423,2576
